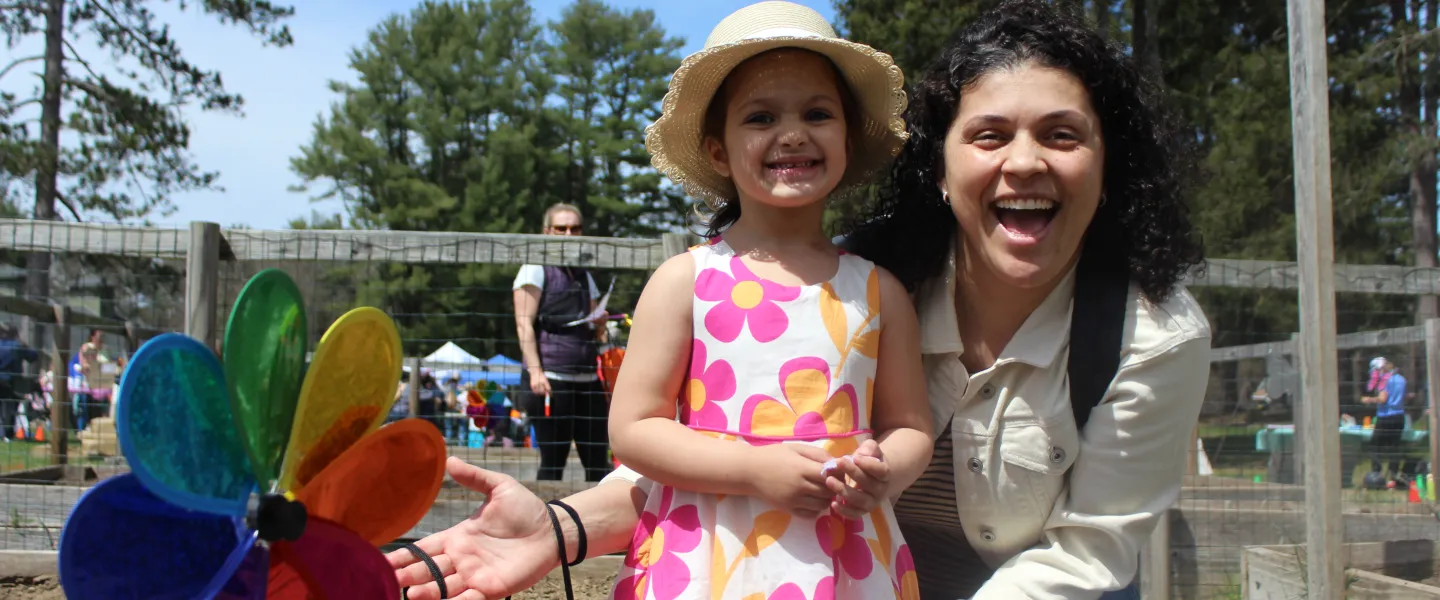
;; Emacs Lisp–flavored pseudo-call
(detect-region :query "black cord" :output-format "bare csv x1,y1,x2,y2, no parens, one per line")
546,499,586,566
400,543,447,600
543,502,575,599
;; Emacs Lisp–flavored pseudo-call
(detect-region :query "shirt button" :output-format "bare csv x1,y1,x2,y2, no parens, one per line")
981,529,996,542
1050,446,1066,464
980,383,996,399
968,457,983,473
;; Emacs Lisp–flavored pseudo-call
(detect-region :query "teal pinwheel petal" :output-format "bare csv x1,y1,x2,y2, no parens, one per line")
118,333,255,516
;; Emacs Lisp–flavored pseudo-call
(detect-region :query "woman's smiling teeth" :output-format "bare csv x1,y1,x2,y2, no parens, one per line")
992,197,1059,238
994,198,1056,210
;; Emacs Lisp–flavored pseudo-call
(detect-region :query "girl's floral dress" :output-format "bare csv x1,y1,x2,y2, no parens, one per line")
609,239,919,600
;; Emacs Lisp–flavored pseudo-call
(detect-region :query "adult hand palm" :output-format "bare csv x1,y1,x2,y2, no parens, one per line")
390,457,558,600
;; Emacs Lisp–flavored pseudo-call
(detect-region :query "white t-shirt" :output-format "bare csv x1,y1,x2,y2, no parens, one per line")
512,265,601,383
512,265,600,298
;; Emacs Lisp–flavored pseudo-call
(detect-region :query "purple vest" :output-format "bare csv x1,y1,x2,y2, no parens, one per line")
533,266,597,375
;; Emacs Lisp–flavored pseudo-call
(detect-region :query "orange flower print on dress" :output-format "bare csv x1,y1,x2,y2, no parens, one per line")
740,357,860,446
695,258,801,343
679,339,735,430
743,355,852,440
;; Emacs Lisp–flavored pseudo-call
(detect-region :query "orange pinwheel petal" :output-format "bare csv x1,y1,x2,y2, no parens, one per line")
295,419,446,546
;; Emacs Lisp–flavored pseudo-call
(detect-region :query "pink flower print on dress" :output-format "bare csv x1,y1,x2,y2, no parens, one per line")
695,257,801,343
816,513,874,580
767,577,837,600
614,486,703,600
894,544,920,600
740,357,861,456
679,339,736,429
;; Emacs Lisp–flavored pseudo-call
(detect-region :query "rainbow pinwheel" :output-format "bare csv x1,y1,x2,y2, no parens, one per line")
57,269,447,599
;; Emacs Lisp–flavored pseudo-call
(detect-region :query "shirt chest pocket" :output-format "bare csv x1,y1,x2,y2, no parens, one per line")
995,420,1080,524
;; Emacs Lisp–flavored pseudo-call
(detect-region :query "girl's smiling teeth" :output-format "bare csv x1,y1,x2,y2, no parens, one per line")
766,158,823,179
992,197,1059,238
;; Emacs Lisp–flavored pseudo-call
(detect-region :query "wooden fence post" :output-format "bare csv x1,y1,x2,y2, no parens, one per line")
1141,510,1171,600
1426,319,1440,491
408,356,422,419
1286,0,1345,595
186,221,221,352
49,304,69,465
661,232,692,259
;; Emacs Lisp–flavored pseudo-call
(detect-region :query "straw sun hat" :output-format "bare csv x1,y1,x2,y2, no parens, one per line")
645,1,909,207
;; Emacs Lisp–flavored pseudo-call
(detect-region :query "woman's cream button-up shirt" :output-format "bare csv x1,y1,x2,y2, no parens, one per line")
913,252,1211,599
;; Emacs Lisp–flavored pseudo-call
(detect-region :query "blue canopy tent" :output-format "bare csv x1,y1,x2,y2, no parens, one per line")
480,354,523,387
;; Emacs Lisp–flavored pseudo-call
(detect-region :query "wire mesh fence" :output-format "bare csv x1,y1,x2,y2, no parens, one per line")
0,218,1437,599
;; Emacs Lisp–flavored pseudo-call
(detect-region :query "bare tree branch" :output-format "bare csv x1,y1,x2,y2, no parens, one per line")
61,39,102,82
6,97,42,113
0,55,44,84
63,77,117,105
0,2,44,12
90,1,170,70
54,192,82,222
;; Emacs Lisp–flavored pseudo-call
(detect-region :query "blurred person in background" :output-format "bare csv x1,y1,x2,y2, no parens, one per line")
512,203,612,482
1361,356,1409,488
0,323,37,440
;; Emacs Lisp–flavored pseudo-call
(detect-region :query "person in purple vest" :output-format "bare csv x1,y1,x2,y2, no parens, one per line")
512,203,613,482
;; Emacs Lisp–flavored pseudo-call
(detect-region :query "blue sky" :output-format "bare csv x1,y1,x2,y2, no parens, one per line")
3,0,837,229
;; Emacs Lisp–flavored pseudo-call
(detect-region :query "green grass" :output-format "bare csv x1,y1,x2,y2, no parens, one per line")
0,433,109,473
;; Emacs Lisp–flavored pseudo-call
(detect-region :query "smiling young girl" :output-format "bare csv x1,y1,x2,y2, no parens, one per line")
603,2,933,599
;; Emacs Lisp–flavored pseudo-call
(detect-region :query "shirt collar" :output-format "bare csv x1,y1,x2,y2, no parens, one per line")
914,246,1078,369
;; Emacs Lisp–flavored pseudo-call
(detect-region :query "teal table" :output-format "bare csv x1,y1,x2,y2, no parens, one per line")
1254,423,1429,486
1254,424,1429,451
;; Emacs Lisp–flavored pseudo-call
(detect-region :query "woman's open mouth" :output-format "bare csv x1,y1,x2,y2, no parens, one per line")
992,198,1059,240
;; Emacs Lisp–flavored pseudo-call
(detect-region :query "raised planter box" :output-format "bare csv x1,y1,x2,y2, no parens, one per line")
1242,540,1440,599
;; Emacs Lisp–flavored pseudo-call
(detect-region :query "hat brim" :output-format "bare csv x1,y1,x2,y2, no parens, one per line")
646,35,908,206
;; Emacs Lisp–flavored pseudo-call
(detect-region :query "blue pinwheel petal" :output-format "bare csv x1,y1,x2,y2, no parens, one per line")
58,474,256,600
118,333,255,515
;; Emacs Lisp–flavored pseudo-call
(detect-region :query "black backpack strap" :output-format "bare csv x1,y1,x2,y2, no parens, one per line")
1068,251,1131,434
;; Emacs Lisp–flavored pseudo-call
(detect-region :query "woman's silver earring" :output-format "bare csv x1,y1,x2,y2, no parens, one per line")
1099,193,1107,207
942,191,951,206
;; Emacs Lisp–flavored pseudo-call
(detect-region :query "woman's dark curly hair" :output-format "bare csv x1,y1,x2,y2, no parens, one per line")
842,0,1203,302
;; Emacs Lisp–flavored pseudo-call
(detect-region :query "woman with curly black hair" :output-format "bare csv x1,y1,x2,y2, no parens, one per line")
391,2,1210,600
840,1,1210,598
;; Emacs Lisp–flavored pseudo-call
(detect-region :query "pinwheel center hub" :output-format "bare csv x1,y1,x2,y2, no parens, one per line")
250,493,308,542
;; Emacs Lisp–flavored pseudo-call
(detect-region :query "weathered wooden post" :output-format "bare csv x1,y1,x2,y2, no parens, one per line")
1286,0,1345,596
49,304,70,465
185,221,221,353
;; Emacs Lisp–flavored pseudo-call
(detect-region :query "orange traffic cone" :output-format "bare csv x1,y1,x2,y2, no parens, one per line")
34,425,44,443
1409,483,1422,504
13,424,23,440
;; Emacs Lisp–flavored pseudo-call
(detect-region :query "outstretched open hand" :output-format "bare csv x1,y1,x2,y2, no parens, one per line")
389,456,558,600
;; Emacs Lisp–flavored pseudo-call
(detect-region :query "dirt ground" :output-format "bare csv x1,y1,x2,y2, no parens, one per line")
0,562,619,599
512,560,618,599
0,576,63,600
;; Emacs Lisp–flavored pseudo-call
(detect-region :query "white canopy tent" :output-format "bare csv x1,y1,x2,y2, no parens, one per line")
422,341,485,368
